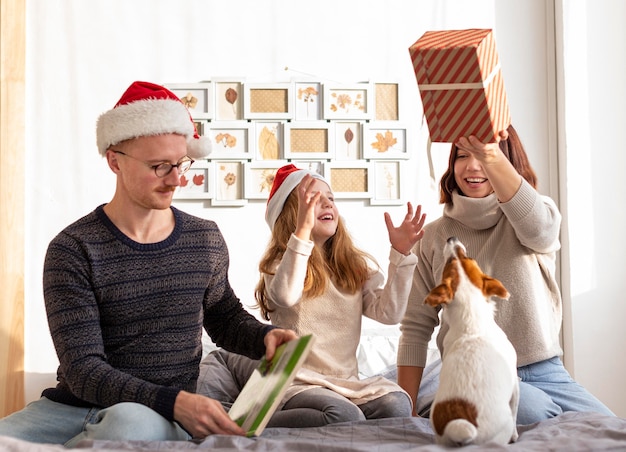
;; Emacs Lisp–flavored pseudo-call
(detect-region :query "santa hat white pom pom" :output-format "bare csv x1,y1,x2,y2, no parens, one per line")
186,132,212,160
96,81,212,159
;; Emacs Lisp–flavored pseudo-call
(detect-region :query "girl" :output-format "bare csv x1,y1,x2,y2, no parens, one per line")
256,164,426,427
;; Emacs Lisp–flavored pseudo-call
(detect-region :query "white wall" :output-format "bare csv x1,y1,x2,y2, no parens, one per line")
23,0,625,416
555,0,626,417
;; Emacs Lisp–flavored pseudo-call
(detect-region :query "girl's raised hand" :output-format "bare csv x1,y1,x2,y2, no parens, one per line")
294,174,321,241
384,202,426,255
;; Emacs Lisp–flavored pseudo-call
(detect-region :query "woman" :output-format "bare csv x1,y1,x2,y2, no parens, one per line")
397,125,614,425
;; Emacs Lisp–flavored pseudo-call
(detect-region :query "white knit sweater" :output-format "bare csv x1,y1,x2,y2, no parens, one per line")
266,234,417,405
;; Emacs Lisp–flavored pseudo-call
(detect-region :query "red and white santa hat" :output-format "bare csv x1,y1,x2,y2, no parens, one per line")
265,164,331,229
96,81,211,159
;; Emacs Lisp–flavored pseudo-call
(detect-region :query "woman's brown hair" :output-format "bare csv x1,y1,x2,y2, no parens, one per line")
255,189,375,320
438,125,538,203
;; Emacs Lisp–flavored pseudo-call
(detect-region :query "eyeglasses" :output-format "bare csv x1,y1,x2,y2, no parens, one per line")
112,150,194,178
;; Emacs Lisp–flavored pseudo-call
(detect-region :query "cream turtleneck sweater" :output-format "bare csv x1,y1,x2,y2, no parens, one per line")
398,179,563,368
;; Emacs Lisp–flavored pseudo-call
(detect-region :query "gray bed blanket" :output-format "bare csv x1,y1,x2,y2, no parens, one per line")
1,411,625,451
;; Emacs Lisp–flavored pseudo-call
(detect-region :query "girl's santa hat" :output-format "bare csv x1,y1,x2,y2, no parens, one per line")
265,164,330,229
96,81,211,159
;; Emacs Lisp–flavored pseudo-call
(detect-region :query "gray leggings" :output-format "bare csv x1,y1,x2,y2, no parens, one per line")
266,387,412,428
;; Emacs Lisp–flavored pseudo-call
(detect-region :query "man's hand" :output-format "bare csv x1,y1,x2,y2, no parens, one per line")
174,391,245,439
264,328,298,360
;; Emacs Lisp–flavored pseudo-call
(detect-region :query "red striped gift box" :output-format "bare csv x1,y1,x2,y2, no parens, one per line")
409,29,510,143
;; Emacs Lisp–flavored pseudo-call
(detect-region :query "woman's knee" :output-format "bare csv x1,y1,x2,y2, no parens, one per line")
517,383,562,425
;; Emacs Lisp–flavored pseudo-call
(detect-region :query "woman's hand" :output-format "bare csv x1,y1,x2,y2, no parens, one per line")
455,129,521,202
455,129,509,167
384,202,426,255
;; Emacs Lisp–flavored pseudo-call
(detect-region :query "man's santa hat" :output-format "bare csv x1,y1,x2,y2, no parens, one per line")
96,81,211,159
265,164,331,229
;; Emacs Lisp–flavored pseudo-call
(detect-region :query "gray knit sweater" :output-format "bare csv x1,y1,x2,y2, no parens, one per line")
398,180,563,369
42,205,273,421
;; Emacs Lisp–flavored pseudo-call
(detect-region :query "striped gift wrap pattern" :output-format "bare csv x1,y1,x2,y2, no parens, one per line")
409,28,510,143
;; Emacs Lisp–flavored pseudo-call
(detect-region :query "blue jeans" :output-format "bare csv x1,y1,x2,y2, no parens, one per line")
516,357,615,425
0,397,190,447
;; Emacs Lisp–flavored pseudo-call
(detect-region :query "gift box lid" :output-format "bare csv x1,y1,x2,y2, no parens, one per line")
409,28,499,86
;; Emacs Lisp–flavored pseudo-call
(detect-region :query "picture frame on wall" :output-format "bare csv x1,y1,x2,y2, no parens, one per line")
243,160,289,200
164,77,410,206
363,122,410,160
212,160,248,206
173,160,213,200
374,82,400,121
213,78,245,121
333,121,363,160
206,121,253,159
322,82,373,120
254,121,284,160
292,160,326,177
244,83,294,120
369,160,404,205
283,121,334,160
194,120,209,137
294,81,322,120
166,82,213,120
325,161,371,199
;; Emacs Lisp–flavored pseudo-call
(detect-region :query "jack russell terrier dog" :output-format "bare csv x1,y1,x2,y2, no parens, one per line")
425,237,519,447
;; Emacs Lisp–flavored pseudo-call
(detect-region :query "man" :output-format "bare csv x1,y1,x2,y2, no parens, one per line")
0,81,297,446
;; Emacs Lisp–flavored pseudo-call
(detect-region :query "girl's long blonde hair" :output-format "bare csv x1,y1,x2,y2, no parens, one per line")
255,189,376,320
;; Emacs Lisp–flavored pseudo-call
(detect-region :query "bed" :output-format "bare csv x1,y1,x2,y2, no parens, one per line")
2,328,625,451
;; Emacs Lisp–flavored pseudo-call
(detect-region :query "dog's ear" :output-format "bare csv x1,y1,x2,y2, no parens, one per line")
482,275,510,300
426,258,458,306
425,280,454,306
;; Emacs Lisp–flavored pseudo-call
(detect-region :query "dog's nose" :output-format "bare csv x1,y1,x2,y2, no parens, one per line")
447,236,459,244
